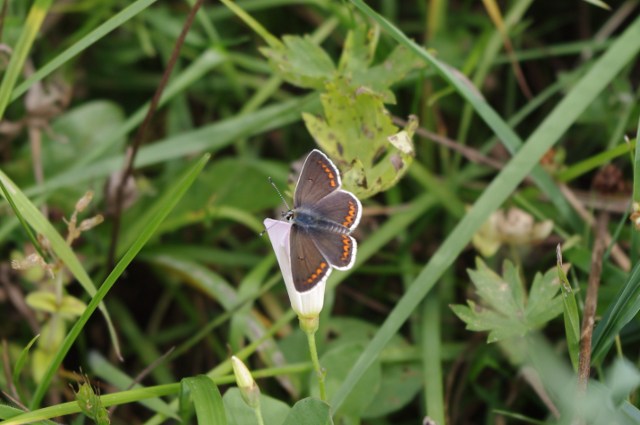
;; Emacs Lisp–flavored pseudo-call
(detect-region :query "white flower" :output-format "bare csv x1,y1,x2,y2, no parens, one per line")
263,218,327,318
472,207,554,257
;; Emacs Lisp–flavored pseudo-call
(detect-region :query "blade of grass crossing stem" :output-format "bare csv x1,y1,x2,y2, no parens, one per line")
422,295,444,424
10,0,159,103
29,154,210,409
591,261,640,364
633,113,640,202
349,0,578,227
630,113,640,263
20,94,319,200
332,5,640,410
179,376,225,425
0,169,122,362
0,0,52,119
0,177,47,260
2,384,180,425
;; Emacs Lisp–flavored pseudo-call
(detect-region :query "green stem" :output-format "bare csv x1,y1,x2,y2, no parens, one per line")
301,315,326,401
254,406,265,425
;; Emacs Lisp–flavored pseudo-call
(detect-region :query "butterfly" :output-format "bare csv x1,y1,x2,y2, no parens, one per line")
264,150,362,293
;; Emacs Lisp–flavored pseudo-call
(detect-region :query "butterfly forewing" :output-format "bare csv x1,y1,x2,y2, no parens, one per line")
311,190,362,231
294,150,341,207
309,229,357,270
289,226,332,292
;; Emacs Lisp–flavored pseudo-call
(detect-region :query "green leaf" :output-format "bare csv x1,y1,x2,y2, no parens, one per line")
361,359,422,418
0,404,56,424
606,358,640,406
526,267,563,327
180,376,226,425
339,24,424,103
42,101,125,177
58,295,87,319
0,0,52,119
592,260,640,364
25,292,58,314
332,4,640,412
316,342,381,417
260,35,336,89
303,78,416,199
282,398,331,425
12,334,40,397
451,259,562,343
223,388,290,425
556,253,580,371
0,169,121,360
338,25,376,75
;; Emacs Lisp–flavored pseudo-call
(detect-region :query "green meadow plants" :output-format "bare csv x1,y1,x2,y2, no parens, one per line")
1,0,640,424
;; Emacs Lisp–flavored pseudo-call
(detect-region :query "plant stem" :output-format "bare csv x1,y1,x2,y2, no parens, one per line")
301,316,326,401
254,407,265,425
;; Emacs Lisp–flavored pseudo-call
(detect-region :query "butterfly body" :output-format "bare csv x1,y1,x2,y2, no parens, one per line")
286,207,351,235
278,150,362,292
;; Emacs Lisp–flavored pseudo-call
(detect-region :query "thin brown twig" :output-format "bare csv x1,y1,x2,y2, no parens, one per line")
393,116,505,170
577,212,608,391
107,0,205,269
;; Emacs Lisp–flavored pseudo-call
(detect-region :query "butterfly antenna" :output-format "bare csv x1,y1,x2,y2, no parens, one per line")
268,177,291,211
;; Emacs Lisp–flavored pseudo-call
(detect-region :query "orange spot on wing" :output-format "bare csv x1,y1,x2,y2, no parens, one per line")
318,160,337,187
343,201,357,226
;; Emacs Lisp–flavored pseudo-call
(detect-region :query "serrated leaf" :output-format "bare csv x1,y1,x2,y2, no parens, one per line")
451,259,563,343
338,25,376,72
526,268,563,327
350,44,424,104
468,259,524,319
260,35,335,89
302,79,415,199
337,22,423,104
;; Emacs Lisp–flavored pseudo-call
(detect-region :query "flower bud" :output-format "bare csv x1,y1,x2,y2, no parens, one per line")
231,356,260,409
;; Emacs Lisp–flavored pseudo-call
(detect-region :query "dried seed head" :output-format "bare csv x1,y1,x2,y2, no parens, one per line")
75,191,94,213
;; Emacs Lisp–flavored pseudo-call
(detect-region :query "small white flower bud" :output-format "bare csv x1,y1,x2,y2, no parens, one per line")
231,356,260,409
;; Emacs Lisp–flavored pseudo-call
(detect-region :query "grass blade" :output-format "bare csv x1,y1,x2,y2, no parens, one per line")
29,154,210,409
0,0,52,119
331,3,640,411
10,0,159,103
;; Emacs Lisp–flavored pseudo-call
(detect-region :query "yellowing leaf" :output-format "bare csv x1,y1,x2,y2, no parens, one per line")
302,79,415,199
25,291,58,314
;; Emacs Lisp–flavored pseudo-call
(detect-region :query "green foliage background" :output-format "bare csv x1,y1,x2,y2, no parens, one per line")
1,0,640,424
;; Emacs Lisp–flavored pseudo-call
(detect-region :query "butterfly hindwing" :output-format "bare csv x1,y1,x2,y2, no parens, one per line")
308,229,357,270
289,225,332,292
310,190,362,231
294,150,341,207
